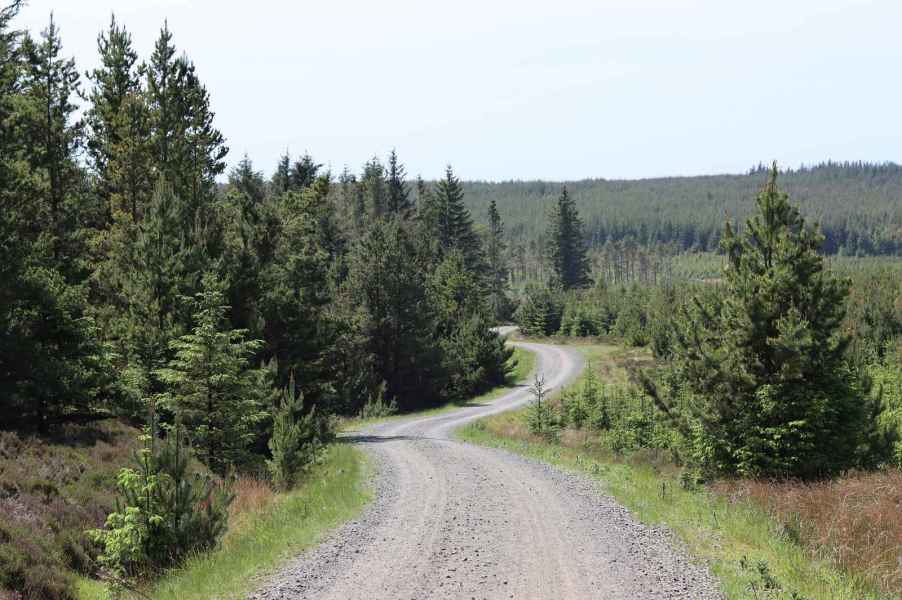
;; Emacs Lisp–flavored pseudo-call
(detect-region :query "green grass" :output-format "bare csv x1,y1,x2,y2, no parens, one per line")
78,445,370,600
340,344,537,432
457,343,889,600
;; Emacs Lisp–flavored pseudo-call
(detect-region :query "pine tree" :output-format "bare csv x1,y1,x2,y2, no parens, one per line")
546,187,591,289
156,273,269,474
643,164,873,478
145,23,227,238
0,12,113,432
267,373,334,489
20,15,91,281
85,14,142,217
386,149,412,218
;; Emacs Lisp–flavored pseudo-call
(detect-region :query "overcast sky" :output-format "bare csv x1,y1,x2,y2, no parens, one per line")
14,0,902,181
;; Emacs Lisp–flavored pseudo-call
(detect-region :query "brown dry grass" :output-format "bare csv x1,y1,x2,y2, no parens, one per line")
713,469,902,595
225,476,276,541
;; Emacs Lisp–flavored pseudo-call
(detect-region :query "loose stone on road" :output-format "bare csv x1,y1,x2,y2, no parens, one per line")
251,341,722,600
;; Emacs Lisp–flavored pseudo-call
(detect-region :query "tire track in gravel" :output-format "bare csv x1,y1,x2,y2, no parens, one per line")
251,341,723,600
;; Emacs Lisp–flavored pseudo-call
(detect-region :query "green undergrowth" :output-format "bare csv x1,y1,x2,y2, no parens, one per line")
341,344,536,432
459,419,886,600
78,444,369,600
457,342,889,600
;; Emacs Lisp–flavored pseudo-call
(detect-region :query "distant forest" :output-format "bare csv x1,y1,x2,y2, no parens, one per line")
461,162,902,257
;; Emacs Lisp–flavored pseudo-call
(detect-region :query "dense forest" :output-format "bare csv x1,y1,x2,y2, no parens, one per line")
463,162,902,269
0,8,511,595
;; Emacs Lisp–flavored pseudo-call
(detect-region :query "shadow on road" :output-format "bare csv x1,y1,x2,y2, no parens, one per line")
338,434,450,445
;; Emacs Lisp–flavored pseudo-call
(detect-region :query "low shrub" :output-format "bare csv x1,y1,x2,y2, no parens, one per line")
89,427,232,581
0,421,138,599
268,378,335,490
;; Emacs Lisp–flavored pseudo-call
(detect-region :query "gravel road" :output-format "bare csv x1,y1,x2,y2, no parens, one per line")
251,340,723,600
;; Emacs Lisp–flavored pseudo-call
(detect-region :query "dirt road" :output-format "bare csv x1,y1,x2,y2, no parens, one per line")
252,341,722,599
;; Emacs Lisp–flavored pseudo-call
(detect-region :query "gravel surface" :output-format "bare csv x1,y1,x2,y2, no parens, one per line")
251,341,723,600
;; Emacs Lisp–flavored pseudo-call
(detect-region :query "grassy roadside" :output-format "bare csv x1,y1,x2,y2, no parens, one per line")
77,445,369,600
77,342,537,600
457,343,890,600
340,344,536,432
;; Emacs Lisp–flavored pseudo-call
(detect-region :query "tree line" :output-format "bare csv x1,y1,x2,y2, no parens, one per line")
463,161,902,265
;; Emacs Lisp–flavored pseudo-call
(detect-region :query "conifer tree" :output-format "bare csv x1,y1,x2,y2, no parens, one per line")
486,199,510,321
289,153,320,192
20,15,91,281
643,164,873,478
117,179,190,383
0,13,113,432
430,251,511,397
546,187,591,289
85,14,142,216
271,152,292,195
145,23,227,238
261,176,340,407
267,373,334,489
156,273,269,474
423,165,485,276
341,219,445,410
360,157,387,219
222,155,272,334
514,284,563,336
386,149,412,218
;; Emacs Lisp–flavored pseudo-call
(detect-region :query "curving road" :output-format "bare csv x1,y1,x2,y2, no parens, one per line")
252,340,721,600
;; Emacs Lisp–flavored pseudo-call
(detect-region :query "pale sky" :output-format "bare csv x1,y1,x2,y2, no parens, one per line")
14,0,902,181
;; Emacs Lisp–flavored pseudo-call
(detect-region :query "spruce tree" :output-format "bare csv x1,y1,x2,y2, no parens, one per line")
271,152,292,195
644,164,873,478
341,219,445,410
360,157,387,219
486,199,511,321
386,149,412,218
430,251,512,397
156,273,269,474
424,165,485,276
117,178,190,386
289,153,320,192
546,186,591,289
261,176,340,408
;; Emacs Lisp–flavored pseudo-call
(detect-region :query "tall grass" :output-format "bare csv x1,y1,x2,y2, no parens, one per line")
713,472,902,595
460,415,888,600
458,341,897,599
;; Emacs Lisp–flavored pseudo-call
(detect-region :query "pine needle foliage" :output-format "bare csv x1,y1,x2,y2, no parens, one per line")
643,164,876,478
